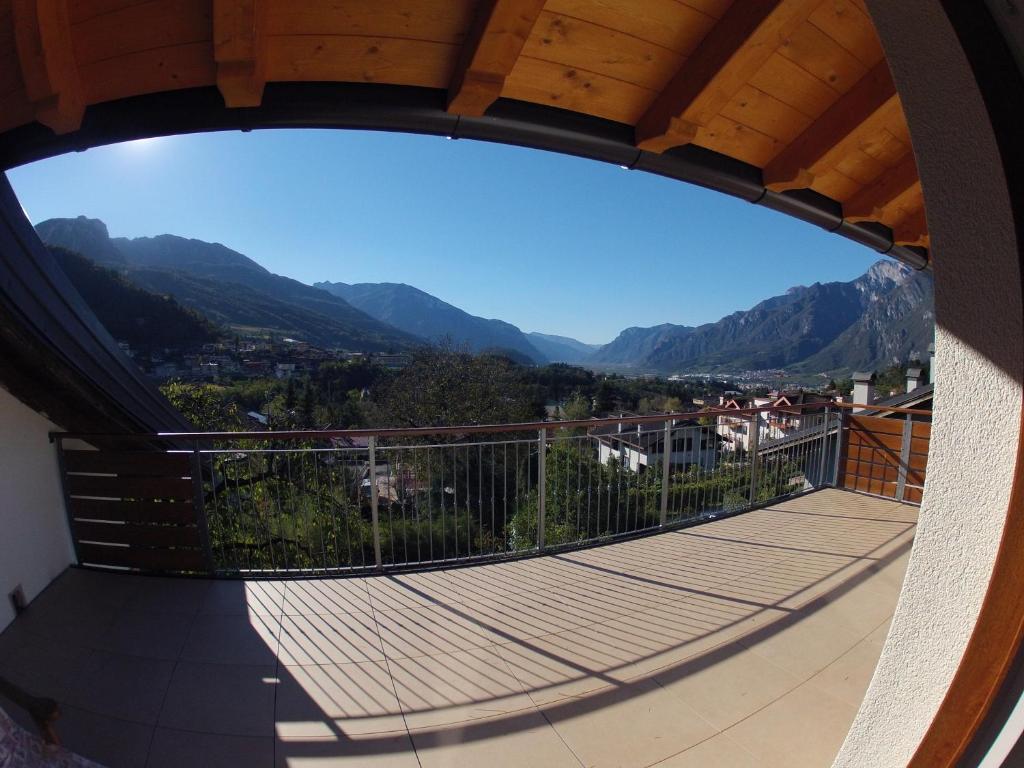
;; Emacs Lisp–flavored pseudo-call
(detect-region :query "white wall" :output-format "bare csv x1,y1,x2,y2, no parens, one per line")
0,386,76,632
835,3,1024,765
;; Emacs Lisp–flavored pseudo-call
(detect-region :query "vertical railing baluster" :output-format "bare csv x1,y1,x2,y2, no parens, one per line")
817,407,830,487
896,414,913,501
659,420,671,527
748,411,760,507
369,437,382,570
537,428,546,551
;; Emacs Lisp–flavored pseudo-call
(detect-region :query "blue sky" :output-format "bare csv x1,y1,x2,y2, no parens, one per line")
6,129,879,344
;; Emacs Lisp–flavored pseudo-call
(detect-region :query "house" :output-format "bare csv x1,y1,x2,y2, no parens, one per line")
715,394,774,452
766,391,835,439
592,416,717,472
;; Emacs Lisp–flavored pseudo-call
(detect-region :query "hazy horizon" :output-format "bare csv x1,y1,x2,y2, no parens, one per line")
8,129,879,344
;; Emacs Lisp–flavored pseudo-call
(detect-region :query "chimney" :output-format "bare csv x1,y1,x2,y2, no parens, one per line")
928,342,935,384
852,371,876,413
906,366,924,393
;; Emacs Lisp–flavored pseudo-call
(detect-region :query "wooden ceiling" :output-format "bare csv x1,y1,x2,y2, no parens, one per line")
0,0,928,248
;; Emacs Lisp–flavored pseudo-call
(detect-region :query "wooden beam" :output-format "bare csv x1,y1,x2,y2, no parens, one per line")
843,152,920,222
762,60,900,191
892,205,928,247
447,0,547,116
214,0,267,108
634,0,816,154
12,0,83,134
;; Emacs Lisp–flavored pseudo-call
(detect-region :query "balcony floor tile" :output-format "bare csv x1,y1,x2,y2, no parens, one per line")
0,489,916,768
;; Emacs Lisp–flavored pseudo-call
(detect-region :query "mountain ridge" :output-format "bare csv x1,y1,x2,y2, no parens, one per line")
314,280,547,363
590,262,933,374
37,216,421,352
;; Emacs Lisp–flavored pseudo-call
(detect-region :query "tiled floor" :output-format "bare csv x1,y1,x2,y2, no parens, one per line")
0,489,917,767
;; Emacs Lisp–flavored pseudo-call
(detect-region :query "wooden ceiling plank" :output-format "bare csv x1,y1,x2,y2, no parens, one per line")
504,55,654,124
761,58,897,191
447,0,547,116
522,12,685,92
12,0,84,133
843,151,919,222
214,0,266,108
542,0,716,55
634,0,817,153
807,0,883,68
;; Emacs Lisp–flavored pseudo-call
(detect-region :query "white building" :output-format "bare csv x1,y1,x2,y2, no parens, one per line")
593,418,717,473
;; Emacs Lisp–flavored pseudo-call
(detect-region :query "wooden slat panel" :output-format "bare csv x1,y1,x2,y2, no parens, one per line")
522,11,684,92
848,415,906,435
847,444,900,464
73,520,200,548
71,0,212,66
64,449,191,476
266,0,474,43
267,35,457,88
909,454,930,471
543,0,717,55
911,437,930,455
912,421,932,438
903,486,923,504
67,474,193,500
77,542,206,572
69,497,196,523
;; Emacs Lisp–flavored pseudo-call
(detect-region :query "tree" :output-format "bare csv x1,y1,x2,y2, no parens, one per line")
372,343,537,428
562,390,592,421
160,381,241,431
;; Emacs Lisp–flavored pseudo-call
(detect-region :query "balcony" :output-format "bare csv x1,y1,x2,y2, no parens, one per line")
0,406,927,765
0,488,915,767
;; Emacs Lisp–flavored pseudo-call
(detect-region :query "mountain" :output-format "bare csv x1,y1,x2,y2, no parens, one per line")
525,332,601,363
589,324,695,367
36,217,420,352
591,261,933,374
315,281,547,364
48,245,220,352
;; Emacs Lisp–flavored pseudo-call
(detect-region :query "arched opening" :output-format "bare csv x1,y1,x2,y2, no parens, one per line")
0,1,1020,766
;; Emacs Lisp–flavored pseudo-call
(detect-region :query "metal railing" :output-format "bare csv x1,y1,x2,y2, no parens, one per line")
63,405,843,576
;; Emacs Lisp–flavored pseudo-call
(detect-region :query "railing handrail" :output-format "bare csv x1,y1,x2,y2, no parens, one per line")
50,401,932,443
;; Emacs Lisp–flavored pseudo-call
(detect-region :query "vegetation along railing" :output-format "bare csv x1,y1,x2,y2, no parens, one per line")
52,403,930,576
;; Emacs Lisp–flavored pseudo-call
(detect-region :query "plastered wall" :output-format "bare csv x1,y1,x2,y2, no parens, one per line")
0,386,76,631
835,3,1024,765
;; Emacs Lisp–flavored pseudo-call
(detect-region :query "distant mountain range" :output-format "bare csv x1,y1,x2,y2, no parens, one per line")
525,333,601,364
37,216,934,375
591,261,933,374
315,281,547,363
37,217,420,352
